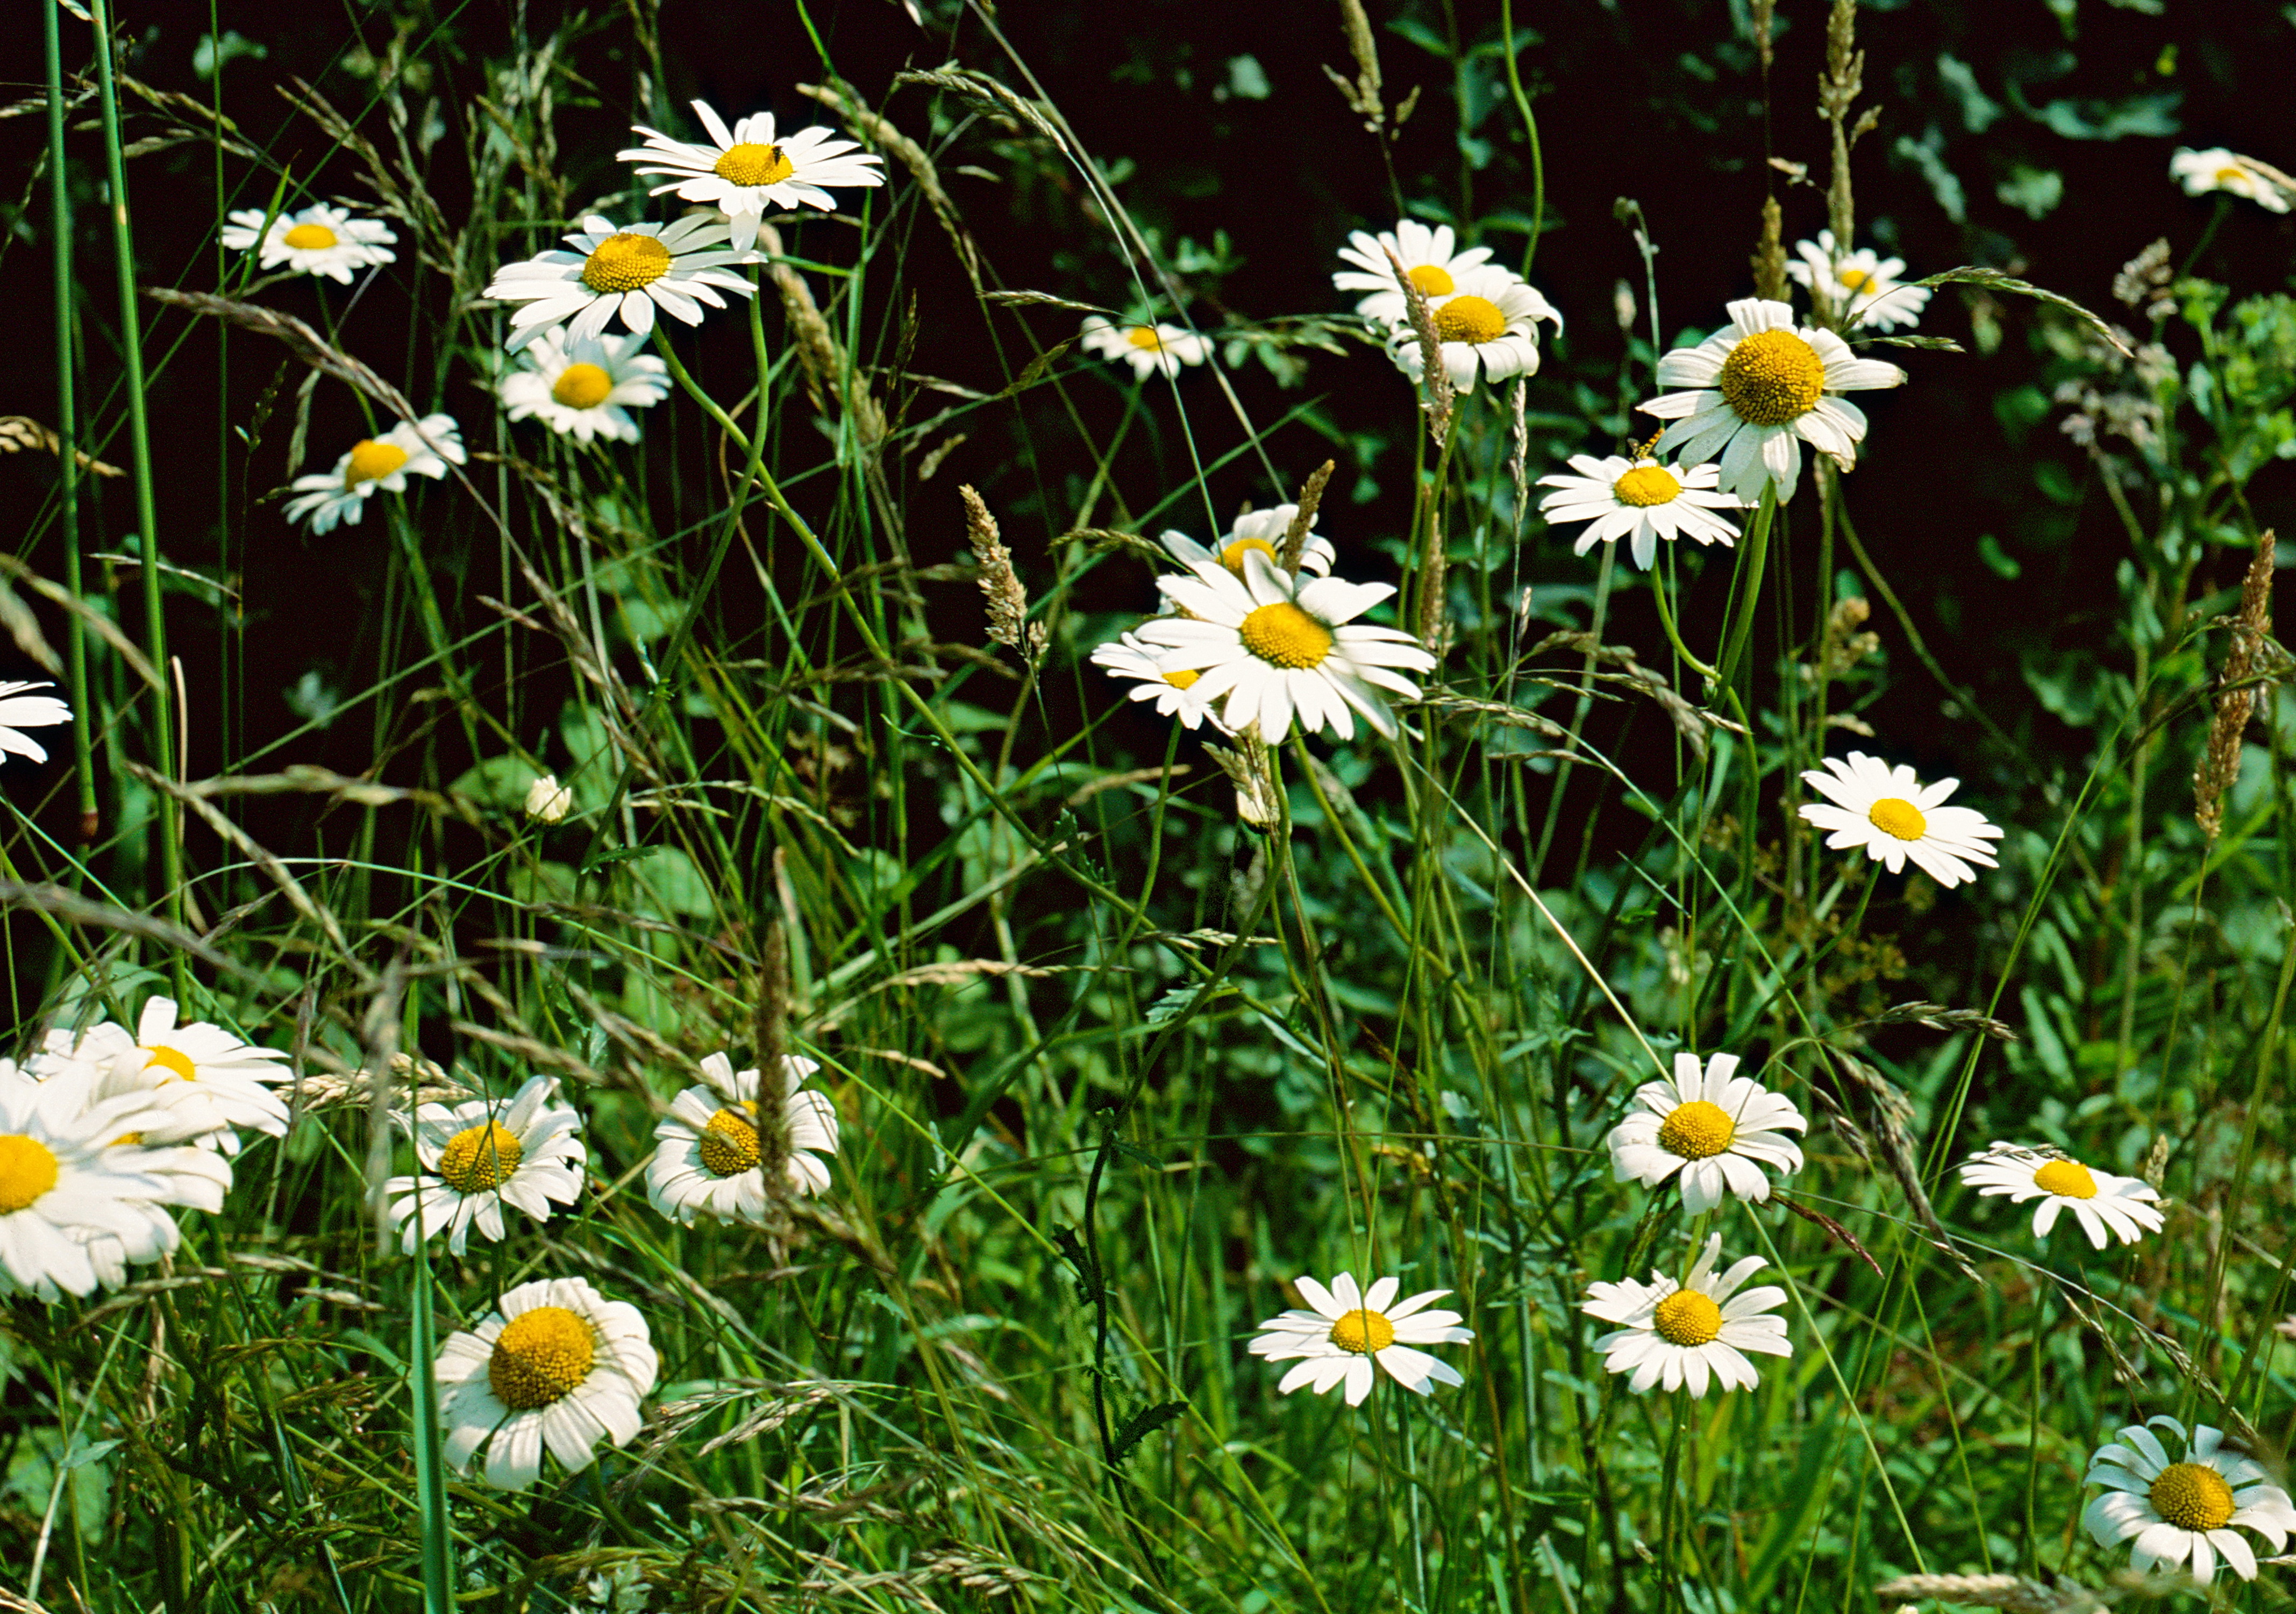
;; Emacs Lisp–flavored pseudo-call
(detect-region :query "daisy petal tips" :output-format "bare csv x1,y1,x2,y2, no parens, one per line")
1608,1051,1806,1214
1582,1234,1791,1397
1249,1271,1474,1407
1957,1142,2164,1249
1798,750,2002,888
2083,1416,2295,1585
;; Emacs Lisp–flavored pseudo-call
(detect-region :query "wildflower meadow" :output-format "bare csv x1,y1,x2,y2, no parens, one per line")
3,1,2295,1610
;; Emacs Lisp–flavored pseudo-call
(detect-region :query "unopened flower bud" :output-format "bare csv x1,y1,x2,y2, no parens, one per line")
524,773,572,824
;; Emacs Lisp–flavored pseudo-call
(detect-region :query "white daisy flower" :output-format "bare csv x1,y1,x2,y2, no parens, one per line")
0,681,74,765
1957,1142,2165,1249
1536,453,1746,570
1135,548,1436,744
1247,1270,1473,1406
434,1276,657,1491
218,202,398,283
386,1076,586,1256
1079,318,1214,381
283,413,465,536
1089,630,1223,730
1638,297,1906,503
524,772,573,823
74,1139,236,1291
36,996,294,1154
1785,229,1932,331
619,100,886,251
2084,1417,2296,1585
498,328,670,445
1331,218,1499,325
1797,750,2002,888
483,213,759,354
1386,267,1563,394
1582,1233,1792,1397
1160,505,1337,580
1608,1051,1807,1215
2169,147,2293,214
646,1052,839,1227
0,1058,177,1301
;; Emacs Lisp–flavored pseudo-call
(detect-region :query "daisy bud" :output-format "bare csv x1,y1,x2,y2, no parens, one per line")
525,773,573,824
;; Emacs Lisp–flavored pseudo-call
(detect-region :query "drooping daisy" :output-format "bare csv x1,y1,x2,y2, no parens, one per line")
1639,298,1906,503
619,101,886,251
1079,318,1213,381
1536,453,1746,570
37,996,294,1153
387,1076,586,1256
0,1058,176,1301
1582,1233,1792,1397
0,681,74,765
1785,230,1932,331
1797,751,2002,888
498,328,670,445
283,414,465,536
434,1276,657,1491
1386,267,1563,394
2169,147,2293,214
1957,1142,2165,1249
1160,505,1337,580
219,202,398,283
1247,1270,1473,1406
2083,1417,2296,1585
483,214,759,353
1608,1051,1807,1214
1136,548,1436,744
646,1052,839,1227
1332,219,1499,325
1090,630,1223,730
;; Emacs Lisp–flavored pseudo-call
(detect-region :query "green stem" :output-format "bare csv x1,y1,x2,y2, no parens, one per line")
44,0,97,846
1499,0,1544,275
1710,481,1778,696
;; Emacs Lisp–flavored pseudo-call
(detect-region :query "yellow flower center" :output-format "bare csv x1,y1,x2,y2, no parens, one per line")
1162,668,1201,690
1433,295,1507,345
1652,1289,1723,1348
1657,1099,1736,1160
2148,1463,2236,1533
552,362,615,410
1125,326,1167,352
1866,797,1928,841
282,222,339,251
1614,466,1681,508
580,232,673,294
713,141,794,188
1717,327,1826,425
2215,166,2249,187
111,1132,144,1147
1405,263,1455,296
1238,601,1335,670
487,1306,597,1410
698,1104,762,1177
2031,1158,2098,1199
1327,1308,1397,1354
437,1120,525,1194
343,440,410,490
1220,537,1280,575
0,1134,62,1214
1838,268,1870,291
144,1044,199,1081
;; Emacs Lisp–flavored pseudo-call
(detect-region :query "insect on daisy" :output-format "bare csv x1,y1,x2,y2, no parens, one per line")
1537,450,1746,570
498,328,671,445
1079,318,1213,381
1608,1051,1806,1214
1386,266,1562,394
484,214,759,353
1639,297,1905,503
1957,1142,2165,1249
0,1058,179,1301
646,1052,840,1227
1331,218,1498,325
1798,750,2002,889
1582,1234,1792,1397
2168,147,2293,214
434,1276,657,1491
620,100,886,251
1135,548,1437,744
1089,630,1223,730
284,414,465,537
1785,230,1932,331
0,681,74,766
1160,505,1337,580
387,1075,587,1255
2083,1416,2296,1585
1247,1271,1474,1406
218,202,398,283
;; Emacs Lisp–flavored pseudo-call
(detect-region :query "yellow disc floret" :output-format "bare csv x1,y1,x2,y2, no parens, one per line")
698,1104,762,1177
343,440,411,490
1433,295,1507,346
1866,797,1928,842
580,233,673,294
713,142,794,188
1613,466,1682,508
0,1134,61,1214
2148,1462,2236,1533
552,362,615,410
1238,602,1335,670
283,222,340,251
1717,328,1826,425
438,1121,525,1194
2214,166,2249,187
487,1305,597,1409
1125,326,1168,352
1652,1289,1724,1347
144,1044,199,1082
1838,268,1870,291
1220,538,1280,575
1161,668,1201,690
1406,263,1455,296
2032,1158,2098,1199
1328,1308,1397,1354
1657,1099,1736,1160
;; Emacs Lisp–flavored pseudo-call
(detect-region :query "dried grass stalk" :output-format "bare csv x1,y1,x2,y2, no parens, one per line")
2194,530,2277,839
959,485,1045,670
1385,245,1453,448
1280,460,1336,574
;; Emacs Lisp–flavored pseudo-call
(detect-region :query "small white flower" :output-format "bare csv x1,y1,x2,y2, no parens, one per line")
524,772,573,823
1332,218,1499,325
1090,630,1223,730
2083,1416,2296,1585
1798,750,2002,888
1079,318,1213,381
1608,1052,1806,1214
620,101,886,251
37,996,294,1154
218,202,397,283
386,1076,586,1255
2169,147,2293,213
1785,230,1932,330
1386,267,1562,394
646,1053,839,1226
1160,506,1337,580
283,414,464,535
1957,1142,2165,1249
499,329,670,445
1582,1233,1792,1397
435,1276,657,1491
0,681,74,765
1537,453,1746,570
483,213,759,353
0,1058,179,1301
1247,1270,1473,1406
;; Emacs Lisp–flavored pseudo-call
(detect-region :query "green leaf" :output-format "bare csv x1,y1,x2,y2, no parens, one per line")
1110,1400,1188,1466
581,844,662,876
